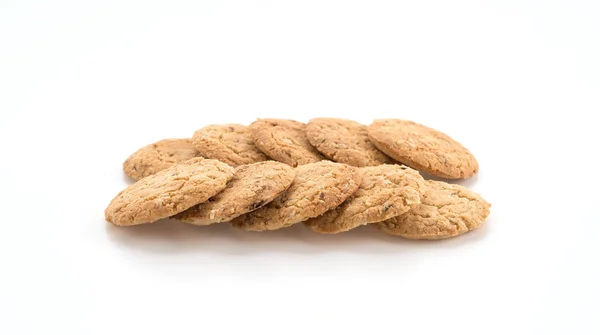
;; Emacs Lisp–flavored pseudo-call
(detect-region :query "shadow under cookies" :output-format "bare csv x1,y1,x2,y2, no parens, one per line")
419,170,480,189
104,216,492,255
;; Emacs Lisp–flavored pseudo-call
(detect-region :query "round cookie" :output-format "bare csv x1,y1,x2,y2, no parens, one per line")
367,119,478,179
249,119,326,167
123,138,201,181
374,180,491,239
174,161,296,225
306,118,395,167
231,161,361,231
105,158,234,226
304,165,424,234
191,124,269,166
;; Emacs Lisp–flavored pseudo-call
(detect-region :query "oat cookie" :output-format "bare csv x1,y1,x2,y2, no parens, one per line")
367,119,478,179
105,158,234,226
231,161,361,231
123,139,201,181
304,165,424,234
175,161,295,225
191,124,269,166
306,118,394,167
250,119,326,167
375,180,490,239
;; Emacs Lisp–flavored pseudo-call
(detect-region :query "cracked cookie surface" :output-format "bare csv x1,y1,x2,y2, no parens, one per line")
106,158,234,226
374,180,490,239
250,119,326,167
174,161,295,225
123,139,201,181
192,124,269,166
304,165,424,234
306,118,394,167
231,161,361,231
367,119,478,179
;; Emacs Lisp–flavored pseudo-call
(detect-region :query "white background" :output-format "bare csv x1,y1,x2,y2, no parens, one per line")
1,1,599,334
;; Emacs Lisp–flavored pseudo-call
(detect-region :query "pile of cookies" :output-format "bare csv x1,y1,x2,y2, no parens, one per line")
105,118,490,239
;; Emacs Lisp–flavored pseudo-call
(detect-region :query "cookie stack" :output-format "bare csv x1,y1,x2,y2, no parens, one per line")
106,118,490,240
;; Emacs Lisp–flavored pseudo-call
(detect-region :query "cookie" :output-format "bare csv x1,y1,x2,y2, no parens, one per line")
367,119,478,179
174,161,295,225
306,118,395,167
123,139,201,181
304,165,424,234
374,180,491,239
191,124,269,166
105,158,234,226
249,119,326,167
231,161,361,231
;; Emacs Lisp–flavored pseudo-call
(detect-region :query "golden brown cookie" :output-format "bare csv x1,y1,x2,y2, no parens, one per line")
174,161,295,225
231,161,361,231
367,119,478,179
123,139,201,181
191,124,269,166
374,180,490,239
306,118,395,167
304,165,424,234
249,119,326,167
105,158,234,226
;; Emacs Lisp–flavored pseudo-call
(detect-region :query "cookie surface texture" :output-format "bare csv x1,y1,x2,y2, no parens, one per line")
306,118,394,167
175,161,296,225
250,119,326,167
106,158,234,226
231,161,361,231
304,165,424,234
123,139,201,181
191,124,269,166
367,119,478,179
375,180,491,239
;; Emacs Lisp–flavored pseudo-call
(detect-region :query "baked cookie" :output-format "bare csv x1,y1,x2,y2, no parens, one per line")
231,161,361,231
367,119,478,179
123,138,201,181
191,124,269,166
304,165,424,234
306,118,394,167
374,180,491,239
105,158,234,226
249,119,326,167
174,161,295,225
